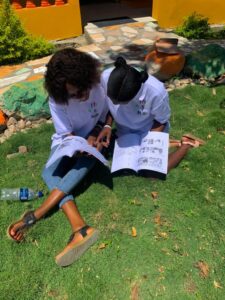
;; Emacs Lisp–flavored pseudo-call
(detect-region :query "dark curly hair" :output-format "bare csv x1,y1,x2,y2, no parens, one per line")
45,48,101,104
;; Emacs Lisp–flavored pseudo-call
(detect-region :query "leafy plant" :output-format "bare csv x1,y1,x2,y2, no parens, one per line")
175,12,212,39
212,27,225,39
0,0,55,65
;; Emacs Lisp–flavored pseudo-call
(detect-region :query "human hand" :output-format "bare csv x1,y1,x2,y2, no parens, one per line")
86,135,103,152
96,126,112,148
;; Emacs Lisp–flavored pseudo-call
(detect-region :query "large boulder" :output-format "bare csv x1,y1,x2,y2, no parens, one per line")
184,44,225,79
1,79,50,120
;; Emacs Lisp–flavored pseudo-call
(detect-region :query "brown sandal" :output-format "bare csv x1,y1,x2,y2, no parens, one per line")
7,211,36,242
181,133,206,148
169,139,182,148
55,225,99,267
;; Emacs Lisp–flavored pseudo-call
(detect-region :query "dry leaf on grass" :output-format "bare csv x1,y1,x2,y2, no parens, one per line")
98,243,107,250
212,88,217,96
132,227,137,237
197,110,204,117
158,232,168,239
184,95,192,101
213,280,222,289
151,191,158,199
154,214,162,225
158,266,165,273
131,283,139,300
195,261,209,278
217,129,225,135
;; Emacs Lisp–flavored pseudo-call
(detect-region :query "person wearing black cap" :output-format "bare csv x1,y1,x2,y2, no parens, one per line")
98,56,170,145
97,57,205,174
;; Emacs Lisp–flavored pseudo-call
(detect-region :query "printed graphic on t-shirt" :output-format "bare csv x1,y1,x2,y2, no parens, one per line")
88,102,99,118
135,100,148,115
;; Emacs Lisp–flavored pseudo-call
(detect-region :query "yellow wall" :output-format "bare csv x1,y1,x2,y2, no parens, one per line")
15,0,82,40
152,0,225,28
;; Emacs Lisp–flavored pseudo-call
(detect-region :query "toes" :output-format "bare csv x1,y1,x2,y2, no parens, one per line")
16,233,24,241
8,221,25,241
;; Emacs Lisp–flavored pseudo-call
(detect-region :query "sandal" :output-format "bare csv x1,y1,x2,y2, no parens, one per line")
181,133,206,148
169,139,182,148
7,211,36,242
55,225,99,267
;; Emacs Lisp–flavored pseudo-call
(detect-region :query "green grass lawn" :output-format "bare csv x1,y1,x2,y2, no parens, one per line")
0,85,225,300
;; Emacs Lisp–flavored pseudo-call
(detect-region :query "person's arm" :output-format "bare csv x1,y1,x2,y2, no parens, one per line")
150,120,166,132
149,91,171,132
49,98,75,137
96,112,114,148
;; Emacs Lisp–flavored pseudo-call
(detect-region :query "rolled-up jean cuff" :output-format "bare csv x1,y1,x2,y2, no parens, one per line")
59,194,74,208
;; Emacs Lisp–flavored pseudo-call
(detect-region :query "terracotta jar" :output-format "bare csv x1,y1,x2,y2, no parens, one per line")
0,109,8,132
145,38,185,81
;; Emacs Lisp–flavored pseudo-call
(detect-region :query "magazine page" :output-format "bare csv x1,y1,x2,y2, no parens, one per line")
111,133,141,173
46,136,109,168
137,131,169,175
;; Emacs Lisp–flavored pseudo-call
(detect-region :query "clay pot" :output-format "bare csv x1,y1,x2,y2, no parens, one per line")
145,50,185,81
0,110,8,133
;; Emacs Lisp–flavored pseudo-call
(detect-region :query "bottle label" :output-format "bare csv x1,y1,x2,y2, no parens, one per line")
20,188,29,201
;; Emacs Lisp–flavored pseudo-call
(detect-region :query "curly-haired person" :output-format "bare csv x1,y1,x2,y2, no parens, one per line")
7,48,108,267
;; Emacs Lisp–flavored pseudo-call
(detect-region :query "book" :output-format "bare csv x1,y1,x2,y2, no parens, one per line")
46,136,109,168
111,131,169,179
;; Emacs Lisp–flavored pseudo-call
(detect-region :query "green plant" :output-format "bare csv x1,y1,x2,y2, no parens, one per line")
212,27,225,39
0,0,55,65
175,12,212,39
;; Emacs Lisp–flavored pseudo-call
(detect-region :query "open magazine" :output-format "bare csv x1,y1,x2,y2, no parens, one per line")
46,136,109,168
111,131,169,179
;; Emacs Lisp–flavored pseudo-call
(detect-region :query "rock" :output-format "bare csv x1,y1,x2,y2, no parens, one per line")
8,124,17,133
6,153,20,159
18,145,28,153
173,79,181,86
35,118,47,124
17,119,26,130
7,117,17,126
0,136,6,143
4,129,13,138
25,120,32,128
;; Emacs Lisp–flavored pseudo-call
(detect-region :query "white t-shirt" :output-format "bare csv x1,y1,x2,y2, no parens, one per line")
49,84,108,148
101,68,171,136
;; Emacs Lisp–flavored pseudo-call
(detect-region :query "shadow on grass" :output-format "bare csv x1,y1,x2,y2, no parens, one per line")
44,158,113,219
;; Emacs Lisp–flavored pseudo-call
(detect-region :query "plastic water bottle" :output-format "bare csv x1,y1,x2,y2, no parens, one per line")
0,188,44,201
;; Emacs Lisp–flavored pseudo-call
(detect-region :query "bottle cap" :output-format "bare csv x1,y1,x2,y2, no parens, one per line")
38,191,44,198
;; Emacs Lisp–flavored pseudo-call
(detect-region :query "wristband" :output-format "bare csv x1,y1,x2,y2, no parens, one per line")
104,124,112,129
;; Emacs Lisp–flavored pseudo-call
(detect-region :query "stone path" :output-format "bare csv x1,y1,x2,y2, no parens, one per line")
1,16,225,143
1,16,225,96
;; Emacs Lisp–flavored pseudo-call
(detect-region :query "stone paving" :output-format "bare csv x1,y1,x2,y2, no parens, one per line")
0,16,187,96
1,16,225,144
1,16,225,96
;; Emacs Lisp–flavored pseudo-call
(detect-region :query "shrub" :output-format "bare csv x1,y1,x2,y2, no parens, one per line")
175,12,212,39
212,27,225,39
0,0,55,65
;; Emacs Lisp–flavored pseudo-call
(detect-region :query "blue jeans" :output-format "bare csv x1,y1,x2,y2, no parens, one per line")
42,146,96,208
